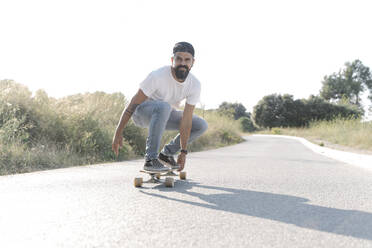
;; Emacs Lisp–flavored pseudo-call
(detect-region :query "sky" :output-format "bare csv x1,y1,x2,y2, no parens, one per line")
1,0,372,117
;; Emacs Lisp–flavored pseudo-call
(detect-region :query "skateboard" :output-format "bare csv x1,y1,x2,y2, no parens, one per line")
134,169,187,188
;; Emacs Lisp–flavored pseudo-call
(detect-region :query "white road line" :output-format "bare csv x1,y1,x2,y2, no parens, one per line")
251,134,372,172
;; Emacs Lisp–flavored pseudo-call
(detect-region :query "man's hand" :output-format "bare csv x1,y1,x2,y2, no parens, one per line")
178,103,193,171
111,89,148,158
177,153,186,171
112,133,123,157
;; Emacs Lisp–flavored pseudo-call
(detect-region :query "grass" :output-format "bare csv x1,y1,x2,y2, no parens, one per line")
0,80,246,176
0,108,244,176
255,118,372,153
161,109,244,153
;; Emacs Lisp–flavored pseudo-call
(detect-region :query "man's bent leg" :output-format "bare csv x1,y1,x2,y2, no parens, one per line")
161,110,208,156
132,100,172,160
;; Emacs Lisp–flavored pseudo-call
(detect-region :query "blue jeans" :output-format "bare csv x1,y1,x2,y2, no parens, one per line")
132,100,208,160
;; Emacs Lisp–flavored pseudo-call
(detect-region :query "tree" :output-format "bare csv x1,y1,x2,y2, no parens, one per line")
252,94,288,128
240,117,256,132
218,102,250,120
320,60,372,107
252,94,307,128
252,94,362,129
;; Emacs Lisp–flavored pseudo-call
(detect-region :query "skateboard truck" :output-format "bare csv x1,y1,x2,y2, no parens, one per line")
134,170,187,188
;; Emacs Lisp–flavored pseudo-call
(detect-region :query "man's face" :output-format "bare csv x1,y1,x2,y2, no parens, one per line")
171,52,194,80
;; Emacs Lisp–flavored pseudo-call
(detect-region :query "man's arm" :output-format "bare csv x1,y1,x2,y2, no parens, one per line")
177,103,195,170
112,89,148,156
179,103,195,150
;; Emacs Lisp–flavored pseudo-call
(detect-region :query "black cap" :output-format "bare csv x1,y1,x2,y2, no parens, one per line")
173,42,195,57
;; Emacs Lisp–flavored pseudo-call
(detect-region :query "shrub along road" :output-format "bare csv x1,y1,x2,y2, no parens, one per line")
1,136,372,247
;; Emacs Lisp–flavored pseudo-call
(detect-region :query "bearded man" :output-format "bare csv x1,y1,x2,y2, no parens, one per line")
112,42,208,172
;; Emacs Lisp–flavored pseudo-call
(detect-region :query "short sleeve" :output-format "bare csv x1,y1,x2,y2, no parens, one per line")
139,72,156,97
186,82,201,106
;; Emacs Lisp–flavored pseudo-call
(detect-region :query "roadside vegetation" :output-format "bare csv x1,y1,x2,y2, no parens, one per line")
251,60,372,153
255,118,372,153
0,80,243,176
2,59,372,175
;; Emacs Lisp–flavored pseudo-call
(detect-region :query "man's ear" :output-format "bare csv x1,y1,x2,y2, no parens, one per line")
191,58,195,68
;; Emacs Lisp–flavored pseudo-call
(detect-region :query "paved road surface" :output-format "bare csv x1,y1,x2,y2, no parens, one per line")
1,136,372,247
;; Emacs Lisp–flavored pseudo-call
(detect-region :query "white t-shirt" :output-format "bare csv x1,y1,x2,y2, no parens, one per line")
139,66,201,108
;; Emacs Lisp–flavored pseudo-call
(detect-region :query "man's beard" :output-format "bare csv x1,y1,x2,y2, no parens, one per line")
174,65,190,80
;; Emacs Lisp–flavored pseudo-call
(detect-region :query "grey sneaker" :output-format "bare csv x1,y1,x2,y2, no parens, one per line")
159,153,180,170
143,158,170,172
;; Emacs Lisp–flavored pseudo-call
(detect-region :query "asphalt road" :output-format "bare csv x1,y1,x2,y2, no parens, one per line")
1,136,372,248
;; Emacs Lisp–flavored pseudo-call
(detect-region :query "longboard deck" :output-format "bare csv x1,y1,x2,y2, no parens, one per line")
140,169,178,176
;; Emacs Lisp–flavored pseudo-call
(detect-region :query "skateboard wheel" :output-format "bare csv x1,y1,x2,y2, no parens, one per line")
155,173,161,180
134,177,143,187
165,177,174,187
179,171,186,180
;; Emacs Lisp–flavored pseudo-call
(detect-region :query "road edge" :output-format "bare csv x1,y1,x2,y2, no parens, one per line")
250,134,372,172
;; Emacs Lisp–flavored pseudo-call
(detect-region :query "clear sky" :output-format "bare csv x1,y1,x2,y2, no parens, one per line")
1,0,372,116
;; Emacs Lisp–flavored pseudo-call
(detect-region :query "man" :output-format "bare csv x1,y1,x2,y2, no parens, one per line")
112,42,208,172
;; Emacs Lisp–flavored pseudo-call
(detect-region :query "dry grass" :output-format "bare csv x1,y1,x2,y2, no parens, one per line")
256,118,372,153
1,107,244,176
161,109,244,152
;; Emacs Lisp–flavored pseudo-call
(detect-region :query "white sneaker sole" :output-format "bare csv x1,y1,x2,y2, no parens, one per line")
159,159,180,170
143,167,170,172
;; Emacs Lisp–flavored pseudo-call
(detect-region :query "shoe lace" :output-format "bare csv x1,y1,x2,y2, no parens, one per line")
152,159,165,168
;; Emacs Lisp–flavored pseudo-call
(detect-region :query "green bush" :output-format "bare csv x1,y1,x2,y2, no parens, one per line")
271,128,282,135
240,116,256,132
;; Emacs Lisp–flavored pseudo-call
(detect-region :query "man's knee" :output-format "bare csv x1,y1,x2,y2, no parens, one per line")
194,117,208,134
154,101,172,115
200,119,208,134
